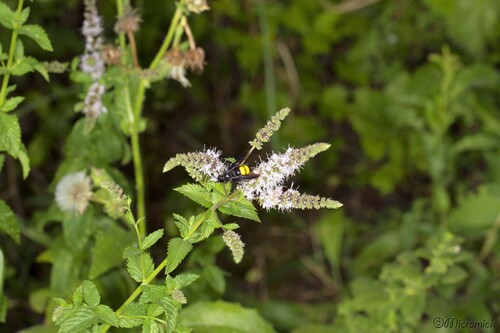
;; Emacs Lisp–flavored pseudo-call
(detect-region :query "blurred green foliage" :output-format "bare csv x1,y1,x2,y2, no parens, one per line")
0,0,500,332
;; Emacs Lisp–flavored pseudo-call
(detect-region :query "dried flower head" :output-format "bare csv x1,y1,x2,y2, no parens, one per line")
223,230,245,263
249,108,290,150
186,0,210,14
185,47,205,72
102,44,122,65
163,148,225,182
165,49,191,87
114,7,142,34
55,171,93,214
83,82,107,119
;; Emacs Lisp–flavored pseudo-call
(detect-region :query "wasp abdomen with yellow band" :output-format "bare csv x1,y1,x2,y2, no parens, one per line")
217,150,260,193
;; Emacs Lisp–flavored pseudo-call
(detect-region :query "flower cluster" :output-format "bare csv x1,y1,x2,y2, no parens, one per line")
249,107,290,150
55,172,93,215
239,143,342,211
163,148,225,182
186,0,210,14
114,7,141,34
80,0,107,119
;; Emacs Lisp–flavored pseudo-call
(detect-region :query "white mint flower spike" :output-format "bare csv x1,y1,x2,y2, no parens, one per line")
55,172,93,214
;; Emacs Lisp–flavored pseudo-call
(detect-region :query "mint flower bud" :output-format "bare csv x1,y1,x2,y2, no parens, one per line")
249,107,290,150
223,230,245,263
163,148,225,182
186,0,210,14
172,290,187,304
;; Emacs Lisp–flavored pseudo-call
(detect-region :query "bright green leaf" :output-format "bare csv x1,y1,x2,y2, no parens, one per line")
158,297,181,333
95,304,119,326
126,255,143,283
141,285,167,303
218,194,260,222
173,273,200,289
119,303,147,328
16,144,30,179
57,307,97,333
175,184,212,208
166,238,193,274
17,24,53,51
82,280,100,306
17,7,30,26
1,96,24,112
142,229,164,250
0,113,21,157
0,199,20,243
179,301,276,333
0,2,15,29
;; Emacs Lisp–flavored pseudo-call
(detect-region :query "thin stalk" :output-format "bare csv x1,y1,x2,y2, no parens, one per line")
98,256,169,333
0,0,24,107
115,0,127,53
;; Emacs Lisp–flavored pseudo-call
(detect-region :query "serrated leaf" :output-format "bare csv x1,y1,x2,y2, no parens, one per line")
33,62,49,81
143,319,160,333
173,274,200,289
57,307,97,333
95,304,119,326
14,40,24,60
142,229,164,250
174,184,212,208
158,297,181,333
16,144,30,179
0,199,20,243
173,214,190,238
17,7,30,26
119,303,147,328
140,285,167,303
166,238,193,274
0,2,15,29
126,255,143,283
123,246,142,259
0,113,21,157
1,96,24,112
179,301,276,333
81,280,100,306
218,194,260,222
17,24,53,51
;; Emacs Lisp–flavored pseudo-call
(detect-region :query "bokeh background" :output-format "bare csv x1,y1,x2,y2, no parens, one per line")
1,0,500,332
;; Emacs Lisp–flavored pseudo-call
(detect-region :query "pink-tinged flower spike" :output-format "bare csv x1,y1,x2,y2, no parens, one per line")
55,172,93,215
80,51,105,80
81,0,104,53
238,143,343,211
83,82,107,119
249,107,290,150
223,230,245,263
163,148,226,182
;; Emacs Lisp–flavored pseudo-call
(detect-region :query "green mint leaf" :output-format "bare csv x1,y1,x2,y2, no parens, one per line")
1,96,24,112
95,304,119,327
172,214,190,238
179,301,277,333
125,255,143,283
158,297,181,333
0,199,20,243
57,307,97,333
11,56,38,77
174,183,212,208
82,280,100,306
14,40,24,60
17,7,29,26
166,238,193,274
173,273,200,289
119,303,147,328
15,144,30,179
33,62,49,81
0,113,21,157
140,285,167,303
123,246,142,259
141,229,164,250
17,24,53,51
143,318,161,333
72,284,83,305
0,2,15,29
219,193,260,222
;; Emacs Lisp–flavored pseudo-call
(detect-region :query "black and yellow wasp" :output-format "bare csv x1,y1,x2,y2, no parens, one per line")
217,150,259,193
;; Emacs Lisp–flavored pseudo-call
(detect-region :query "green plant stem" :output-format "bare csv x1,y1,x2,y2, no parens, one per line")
115,0,126,52
98,256,169,333
0,0,24,107
129,2,185,238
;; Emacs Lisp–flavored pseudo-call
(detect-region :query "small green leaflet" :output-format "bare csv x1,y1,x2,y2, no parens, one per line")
126,252,155,282
174,183,212,208
218,194,260,222
0,2,15,29
166,238,193,274
81,280,100,307
142,229,164,250
1,96,24,112
94,304,119,326
0,113,21,157
17,24,53,51
0,199,20,243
